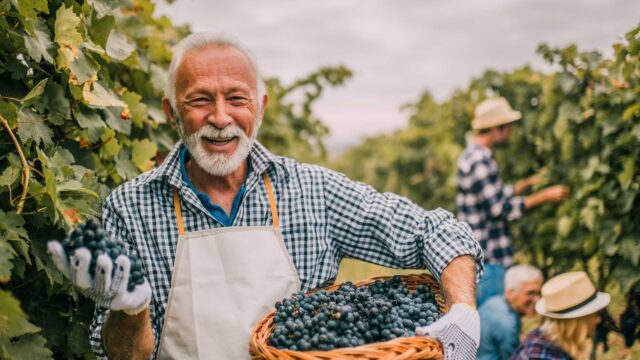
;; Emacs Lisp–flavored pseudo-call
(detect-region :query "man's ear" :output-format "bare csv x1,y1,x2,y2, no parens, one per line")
162,97,177,129
258,93,268,127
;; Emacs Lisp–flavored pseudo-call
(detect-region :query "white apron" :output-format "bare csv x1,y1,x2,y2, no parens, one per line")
157,174,301,359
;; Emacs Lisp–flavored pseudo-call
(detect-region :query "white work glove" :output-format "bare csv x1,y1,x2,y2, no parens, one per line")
415,303,480,360
47,240,151,315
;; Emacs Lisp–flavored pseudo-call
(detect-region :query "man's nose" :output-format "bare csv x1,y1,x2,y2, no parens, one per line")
207,100,233,128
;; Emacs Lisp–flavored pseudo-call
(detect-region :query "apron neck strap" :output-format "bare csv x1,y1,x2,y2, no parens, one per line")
172,173,279,234
174,189,186,236
262,173,279,228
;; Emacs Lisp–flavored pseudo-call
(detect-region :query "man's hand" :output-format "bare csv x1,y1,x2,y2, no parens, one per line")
415,303,480,360
47,226,151,315
540,185,570,202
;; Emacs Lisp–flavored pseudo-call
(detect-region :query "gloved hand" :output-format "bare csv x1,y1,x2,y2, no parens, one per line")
415,303,480,360
47,221,151,315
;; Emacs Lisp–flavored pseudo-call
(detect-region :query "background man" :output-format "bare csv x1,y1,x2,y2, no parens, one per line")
456,97,569,306
49,33,484,360
477,264,543,359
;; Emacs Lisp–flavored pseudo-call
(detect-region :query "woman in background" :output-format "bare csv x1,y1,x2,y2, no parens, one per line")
512,271,610,360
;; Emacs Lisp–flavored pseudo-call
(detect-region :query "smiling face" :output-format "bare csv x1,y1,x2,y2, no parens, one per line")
506,279,542,316
164,44,267,176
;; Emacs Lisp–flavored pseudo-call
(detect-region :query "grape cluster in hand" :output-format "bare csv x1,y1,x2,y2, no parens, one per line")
61,219,145,292
268,276,441,351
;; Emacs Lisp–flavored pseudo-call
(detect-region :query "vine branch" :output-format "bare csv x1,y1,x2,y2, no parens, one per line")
0,116,30,214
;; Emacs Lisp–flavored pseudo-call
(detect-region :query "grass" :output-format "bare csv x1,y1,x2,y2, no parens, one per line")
335,258,640,358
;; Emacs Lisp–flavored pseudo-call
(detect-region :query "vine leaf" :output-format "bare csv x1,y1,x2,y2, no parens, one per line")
0,334,53,360
21,79,48,103
54,4,82,47
82,82,125,108
24,18,55,64
106,30,135,61
131,139,158,172
0,290,40,337
16,108,53,146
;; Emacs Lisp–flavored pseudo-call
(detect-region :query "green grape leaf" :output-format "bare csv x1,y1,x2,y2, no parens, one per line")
69,52,99,84
0,240,15,283
54,4,83,47
87,0,117,18
106,30,135,61
0,210,28,242
0,100,19,129
103,107,132,135
75,106,105,143
21,78,48,102
83,82,126,108
131,139,157,172
115,151,140,180
39,82,70,125
121,91,148,128
99,128,121,158
16,109,53,146
620,236,640,267
618,156,635,191
0,290,40,337
24,18,55,64
0,165,20,188
88,14,115,48
0,334,53,360
14,0,48,21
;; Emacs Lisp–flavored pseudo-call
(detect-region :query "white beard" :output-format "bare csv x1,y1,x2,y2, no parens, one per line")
179,114,259,176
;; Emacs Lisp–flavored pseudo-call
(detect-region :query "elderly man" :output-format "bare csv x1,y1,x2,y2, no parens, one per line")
477,264,543,360
49,33,484,360
457,97,569,307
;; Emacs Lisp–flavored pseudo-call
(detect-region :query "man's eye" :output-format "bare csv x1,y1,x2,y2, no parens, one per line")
229,96,248,104
188,98,209,105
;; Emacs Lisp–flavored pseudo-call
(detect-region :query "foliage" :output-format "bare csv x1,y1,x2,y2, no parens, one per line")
336,25,640,298
0,0,350,357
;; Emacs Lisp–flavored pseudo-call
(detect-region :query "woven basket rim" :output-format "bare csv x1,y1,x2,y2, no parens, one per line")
249,273,447,360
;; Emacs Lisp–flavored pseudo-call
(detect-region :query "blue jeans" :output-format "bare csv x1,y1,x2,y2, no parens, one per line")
477,263,505,308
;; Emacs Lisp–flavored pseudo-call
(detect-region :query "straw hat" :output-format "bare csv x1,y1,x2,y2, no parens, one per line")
535,271,610,319
471,97,522,130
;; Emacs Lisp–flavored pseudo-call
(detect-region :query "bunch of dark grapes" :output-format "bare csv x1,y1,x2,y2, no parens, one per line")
61,219,146,291
620,285,640,348
268,276,441,351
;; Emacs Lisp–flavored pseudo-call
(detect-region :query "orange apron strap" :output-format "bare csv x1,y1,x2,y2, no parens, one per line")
262,173,279,228
173,188,185,236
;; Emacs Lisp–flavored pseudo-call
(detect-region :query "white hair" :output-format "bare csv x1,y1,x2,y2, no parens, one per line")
505,264,543,292
164,32,266,112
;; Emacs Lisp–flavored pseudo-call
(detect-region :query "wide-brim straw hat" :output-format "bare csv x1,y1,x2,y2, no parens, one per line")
535,271,610,319
471,97,522,130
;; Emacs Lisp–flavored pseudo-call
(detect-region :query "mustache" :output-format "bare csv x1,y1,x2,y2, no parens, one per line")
193,125,245,139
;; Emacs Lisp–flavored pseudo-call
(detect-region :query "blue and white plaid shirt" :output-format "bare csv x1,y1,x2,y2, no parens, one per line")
456,142,525,267
90,141,483,358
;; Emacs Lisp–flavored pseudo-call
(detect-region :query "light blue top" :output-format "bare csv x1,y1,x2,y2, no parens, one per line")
477,295,521,360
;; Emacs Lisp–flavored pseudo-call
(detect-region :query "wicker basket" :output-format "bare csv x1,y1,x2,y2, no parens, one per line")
250,273,448,360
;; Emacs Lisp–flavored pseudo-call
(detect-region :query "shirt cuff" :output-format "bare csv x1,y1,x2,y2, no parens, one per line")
421,209,485,283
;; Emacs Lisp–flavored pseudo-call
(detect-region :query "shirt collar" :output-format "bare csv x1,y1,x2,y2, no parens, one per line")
467,139,493,157
148,140,290,187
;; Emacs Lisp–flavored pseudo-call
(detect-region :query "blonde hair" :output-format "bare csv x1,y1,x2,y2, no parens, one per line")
540,315,593,360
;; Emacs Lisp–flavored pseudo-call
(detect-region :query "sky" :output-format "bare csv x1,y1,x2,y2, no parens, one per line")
154,0,639,153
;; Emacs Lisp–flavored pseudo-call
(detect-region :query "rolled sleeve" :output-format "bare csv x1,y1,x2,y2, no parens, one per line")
325,169,484,282
420,208,484,282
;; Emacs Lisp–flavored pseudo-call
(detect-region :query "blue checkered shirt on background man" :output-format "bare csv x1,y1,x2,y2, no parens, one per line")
456,142,525,267
90,141,484,359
